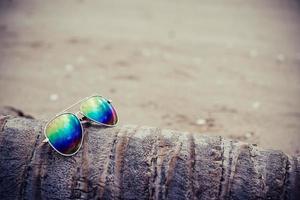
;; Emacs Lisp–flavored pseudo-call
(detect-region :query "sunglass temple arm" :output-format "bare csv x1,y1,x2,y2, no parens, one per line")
37,138,49,148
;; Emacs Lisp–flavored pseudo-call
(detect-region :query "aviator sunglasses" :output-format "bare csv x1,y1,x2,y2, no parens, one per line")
42,94,118,156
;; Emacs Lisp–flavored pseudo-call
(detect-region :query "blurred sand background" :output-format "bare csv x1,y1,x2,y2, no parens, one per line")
0,0,300,155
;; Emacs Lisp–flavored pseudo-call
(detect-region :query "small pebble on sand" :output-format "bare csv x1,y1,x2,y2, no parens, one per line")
64,64,74,72
196,118,206,125
49,94,59,101
252,101,261,109
245,131,254,139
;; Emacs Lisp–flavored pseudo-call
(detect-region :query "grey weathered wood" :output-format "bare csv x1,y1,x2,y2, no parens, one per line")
0,115,299,200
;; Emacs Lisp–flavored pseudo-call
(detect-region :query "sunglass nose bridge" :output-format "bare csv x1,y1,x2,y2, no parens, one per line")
75,111,82,118
75,111,88,122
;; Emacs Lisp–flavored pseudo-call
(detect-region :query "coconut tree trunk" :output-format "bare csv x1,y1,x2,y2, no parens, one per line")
0,114,299,200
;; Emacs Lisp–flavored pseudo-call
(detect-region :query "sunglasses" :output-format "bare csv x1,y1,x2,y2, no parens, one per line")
42,94,118,156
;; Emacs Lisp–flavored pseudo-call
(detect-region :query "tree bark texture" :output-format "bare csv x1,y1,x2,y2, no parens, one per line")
0,115,299,200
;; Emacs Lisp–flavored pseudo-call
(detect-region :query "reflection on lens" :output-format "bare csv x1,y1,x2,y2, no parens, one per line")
45,113,83,155
80,96,118,126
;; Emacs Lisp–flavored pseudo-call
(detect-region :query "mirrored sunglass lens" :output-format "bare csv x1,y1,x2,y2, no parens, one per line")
45,113,83,155
80,96,118,125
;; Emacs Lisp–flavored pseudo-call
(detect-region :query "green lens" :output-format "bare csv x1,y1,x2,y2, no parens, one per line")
80,96,118,125
45,113,83,155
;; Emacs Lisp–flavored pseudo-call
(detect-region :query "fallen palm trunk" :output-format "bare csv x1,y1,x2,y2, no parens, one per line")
0,115,299,200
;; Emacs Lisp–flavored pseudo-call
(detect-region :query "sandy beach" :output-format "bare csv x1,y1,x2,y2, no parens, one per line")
0,0,300,155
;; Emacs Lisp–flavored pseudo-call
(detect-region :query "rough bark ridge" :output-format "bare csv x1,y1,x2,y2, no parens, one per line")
0,116,299,200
